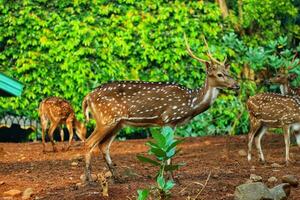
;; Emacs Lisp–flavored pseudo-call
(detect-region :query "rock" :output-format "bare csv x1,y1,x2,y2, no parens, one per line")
268,176,278,184
3,189,22,197
281,175,298,187
72,154,83,161
250,166,256,172
269,183,291,200
234,182,273,200
71,162,78,166
22,188,33,200
271,163,282,168
250,174,263,182
0,181,4,185
238,149,247,157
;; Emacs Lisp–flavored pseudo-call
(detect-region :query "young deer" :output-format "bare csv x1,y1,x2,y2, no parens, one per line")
269,70,300,96
247,93,300,164
39,97,87,152
81,35,239,182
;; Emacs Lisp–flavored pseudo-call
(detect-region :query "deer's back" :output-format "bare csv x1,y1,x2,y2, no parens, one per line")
247,93,300,124
88,81,195,125
39,97,74,120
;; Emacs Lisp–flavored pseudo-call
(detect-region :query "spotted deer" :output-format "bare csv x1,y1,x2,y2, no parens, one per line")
247,93,300,164
81,35,239,182
39,97,87,152
270,70,300,96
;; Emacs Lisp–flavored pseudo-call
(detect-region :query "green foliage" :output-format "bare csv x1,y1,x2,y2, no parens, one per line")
137,127,183,200
0,0,299,138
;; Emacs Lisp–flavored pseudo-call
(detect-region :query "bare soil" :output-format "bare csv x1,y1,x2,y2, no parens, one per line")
0,134,300,200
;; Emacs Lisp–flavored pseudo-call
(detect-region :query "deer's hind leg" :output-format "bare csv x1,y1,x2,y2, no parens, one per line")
283,125,294,165
99,132,118,176
48,121,59,152
84,123,119,183
66,117,74,150
40,115,49,153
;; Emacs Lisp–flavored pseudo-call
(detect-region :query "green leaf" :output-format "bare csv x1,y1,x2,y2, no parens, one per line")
165,180,175,190
165,163,185,172
157,175,165,189
136,155,160,166
137,189,149,200
152,132,166,148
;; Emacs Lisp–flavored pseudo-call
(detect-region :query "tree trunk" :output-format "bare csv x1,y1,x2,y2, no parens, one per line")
216,0,229,19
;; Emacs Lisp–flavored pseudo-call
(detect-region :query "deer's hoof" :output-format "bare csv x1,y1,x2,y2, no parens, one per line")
286,159,296,166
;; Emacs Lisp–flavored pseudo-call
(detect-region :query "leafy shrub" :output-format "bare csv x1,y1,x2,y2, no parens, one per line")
137,127,184,200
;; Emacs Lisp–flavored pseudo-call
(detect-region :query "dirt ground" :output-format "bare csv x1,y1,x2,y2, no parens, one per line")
0,134,300,200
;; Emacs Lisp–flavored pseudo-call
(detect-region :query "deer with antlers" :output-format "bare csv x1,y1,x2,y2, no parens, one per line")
81,35,239,183
39,97,87,152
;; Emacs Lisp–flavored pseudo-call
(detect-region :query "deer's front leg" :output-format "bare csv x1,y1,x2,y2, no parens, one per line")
59,127,65,151
247,118,261,162
66,120,74,151
254,126,267,163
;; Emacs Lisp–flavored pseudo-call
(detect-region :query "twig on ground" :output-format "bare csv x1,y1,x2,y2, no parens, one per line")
193,171,211,200
179,182,204,194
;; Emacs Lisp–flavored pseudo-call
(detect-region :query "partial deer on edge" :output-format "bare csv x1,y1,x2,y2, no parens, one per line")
247,93,300,165
81,35,239,183
39,97,87,152
269,69,300,96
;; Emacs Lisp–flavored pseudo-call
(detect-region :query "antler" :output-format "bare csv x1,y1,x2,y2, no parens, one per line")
287,52,298,70
202,35,227,65
184,33,209,63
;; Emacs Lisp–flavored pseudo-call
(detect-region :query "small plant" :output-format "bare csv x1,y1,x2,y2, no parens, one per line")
137,127,184,200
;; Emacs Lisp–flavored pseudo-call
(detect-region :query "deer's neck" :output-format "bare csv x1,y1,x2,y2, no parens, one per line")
190,79,219,115
280,84,289,95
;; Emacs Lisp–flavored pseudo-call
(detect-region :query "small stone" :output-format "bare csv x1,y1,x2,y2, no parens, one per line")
22,188,33,200
269,183,291,200
234,182,273,200
238,149,247,157
3,189,22,197
3,197,13,200
72,154,83,161
250,174,262,182
76,182,83,188
71,162,78,166
80,174,97,182
271,163,282,168
104,171,112,178
282,175,298,187
0,181,4,185
268,176,278,183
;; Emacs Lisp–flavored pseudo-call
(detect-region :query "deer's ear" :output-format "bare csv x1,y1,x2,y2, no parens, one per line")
225,63,230,70
288,73,298,80
205,62,212,74
205,61,211,72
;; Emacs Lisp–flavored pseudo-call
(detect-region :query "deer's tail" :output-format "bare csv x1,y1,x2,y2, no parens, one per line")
82,95,90,122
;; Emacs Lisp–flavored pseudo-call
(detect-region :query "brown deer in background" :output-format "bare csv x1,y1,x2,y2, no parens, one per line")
269,69,300,96
81,35,239,183
39,97,87,152
247,93,300,164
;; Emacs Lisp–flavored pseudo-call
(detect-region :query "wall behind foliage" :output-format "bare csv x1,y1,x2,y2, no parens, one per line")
0,0,299,137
